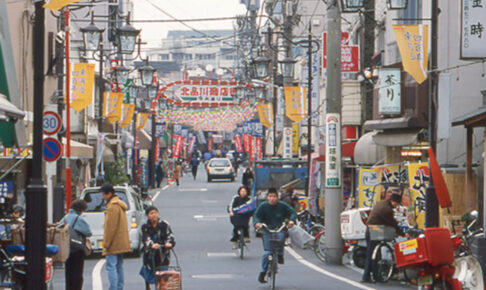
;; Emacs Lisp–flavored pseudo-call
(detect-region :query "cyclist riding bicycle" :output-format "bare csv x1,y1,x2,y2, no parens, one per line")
228,186,253,246
361,193,403,283
254,188,297,284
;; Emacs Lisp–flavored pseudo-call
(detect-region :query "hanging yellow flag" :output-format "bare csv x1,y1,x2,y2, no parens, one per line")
136,113,149,131
103,92,124,124
393,24,429,84
284,86,307,123
257,103,273,128
70,63,95,112
120,104,135,128
43,0,83,11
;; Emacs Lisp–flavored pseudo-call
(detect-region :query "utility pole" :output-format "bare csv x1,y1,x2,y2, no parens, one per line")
362,0,375,122
97,42,105,186
54,10,65,222
425,0,439,227
282,0,295,159
306,25,312,195
324,0,343,265
27,0,47,288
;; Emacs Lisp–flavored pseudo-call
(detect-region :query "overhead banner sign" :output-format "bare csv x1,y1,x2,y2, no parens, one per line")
378,68,401,115
136,113,149,131
358,168,379,208
284,86,307,123
323,32,360,72
103,92,124,124
393,24,429,84
461,0,486,58
70,62,95,112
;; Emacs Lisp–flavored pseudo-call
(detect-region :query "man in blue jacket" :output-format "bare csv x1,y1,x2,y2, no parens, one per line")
254,188,297,283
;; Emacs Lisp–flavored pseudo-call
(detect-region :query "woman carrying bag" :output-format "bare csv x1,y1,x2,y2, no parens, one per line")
61,199,92,290
140,206,176,290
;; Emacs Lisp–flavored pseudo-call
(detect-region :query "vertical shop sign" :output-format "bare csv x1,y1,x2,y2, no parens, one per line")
378,68,401,115
325,114,341,187
461,0,486,58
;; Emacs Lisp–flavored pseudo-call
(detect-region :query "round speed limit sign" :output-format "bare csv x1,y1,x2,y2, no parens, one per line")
43,111,62,135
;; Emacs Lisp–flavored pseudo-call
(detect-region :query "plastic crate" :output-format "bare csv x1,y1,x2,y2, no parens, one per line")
394,227,454,268
368,225,396,241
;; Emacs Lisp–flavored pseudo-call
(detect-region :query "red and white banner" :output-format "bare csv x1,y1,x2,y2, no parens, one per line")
188,136,196,154
155,138,160,165
235,135,243,153
208,137,214,152
256,137,262,160
173,135,183,159
323,32,360,73
249,135,254,161
243,134,251,153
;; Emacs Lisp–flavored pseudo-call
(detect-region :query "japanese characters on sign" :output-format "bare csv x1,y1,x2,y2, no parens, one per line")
325,113,341,187
70,63,95,112
323,32,360,73
461,0,486,58
358,168,379,208
176,85,235,103
302,52,321,125
103,92,124,124
0,181,14,198
378,68,402,115
393,24,429,84
284,86,307,122
283,127,293,159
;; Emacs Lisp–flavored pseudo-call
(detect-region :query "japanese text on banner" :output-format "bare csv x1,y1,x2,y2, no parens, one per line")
393,24,429,84
70,63,95,112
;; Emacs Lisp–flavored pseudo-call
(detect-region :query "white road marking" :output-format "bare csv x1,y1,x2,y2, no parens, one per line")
207,252,236,257
285,247,376,290
153,184,170,201
92,258,105,290
201,188,208,191
191,274,240,279
178,188,208,192
201,200,218,203
193,214,227,219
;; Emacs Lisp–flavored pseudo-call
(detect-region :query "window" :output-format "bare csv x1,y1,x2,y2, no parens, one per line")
83,190,130,212
209,159,230,167
400,0,420,24
195,54,216,60
159,54,169,60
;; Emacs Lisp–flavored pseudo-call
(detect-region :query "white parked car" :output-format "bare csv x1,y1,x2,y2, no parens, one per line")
206,158,235,182
80,185,145,256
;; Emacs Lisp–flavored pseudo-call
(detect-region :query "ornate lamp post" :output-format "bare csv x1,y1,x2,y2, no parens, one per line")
387,0,408,9
252,55,271,79
279,57,296,79
116,16,141,55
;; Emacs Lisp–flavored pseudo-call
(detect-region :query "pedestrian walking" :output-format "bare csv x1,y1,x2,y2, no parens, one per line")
61,199,92,290
174,161,182,186
156,161,164,188
139,206,176,290
190,156,199,180
242,167,254,189
101,184,131,290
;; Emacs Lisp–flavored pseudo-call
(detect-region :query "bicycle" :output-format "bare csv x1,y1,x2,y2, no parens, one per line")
234,228,247,260
296,209,325,237
258,223,287,290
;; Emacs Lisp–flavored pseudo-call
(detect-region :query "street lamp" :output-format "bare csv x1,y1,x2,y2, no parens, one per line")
116,16,141,54
114,65,130,86
148,83,159,100
387,0,408,9
340,0,364,10
138,59,156,86
253,55,271,79
80,17,104,51
279,57,296,79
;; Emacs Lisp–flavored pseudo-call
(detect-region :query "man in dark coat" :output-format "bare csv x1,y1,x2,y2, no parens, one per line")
361,193,402,283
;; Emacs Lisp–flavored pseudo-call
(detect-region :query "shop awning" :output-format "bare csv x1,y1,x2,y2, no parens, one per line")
137,129,152,150
363,116,427,131
372,130,420,147
0,94,25,148
353,131,385,166
451,106,486,128
62,138,93,159
315,141,357,162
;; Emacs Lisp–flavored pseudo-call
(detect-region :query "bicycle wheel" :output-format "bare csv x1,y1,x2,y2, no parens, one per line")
372,242,395,282
313,231,326,262
238,231,245,260
309,224,325,237
268,254,277,290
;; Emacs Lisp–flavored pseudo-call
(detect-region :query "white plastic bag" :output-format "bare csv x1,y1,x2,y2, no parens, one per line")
288,226,314,249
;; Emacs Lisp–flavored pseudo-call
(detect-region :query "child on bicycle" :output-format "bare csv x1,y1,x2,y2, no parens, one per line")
253,188,297,284
139,206,176,290
228,186,253,247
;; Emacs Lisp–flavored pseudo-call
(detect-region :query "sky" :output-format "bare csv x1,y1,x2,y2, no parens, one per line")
133,0,248,49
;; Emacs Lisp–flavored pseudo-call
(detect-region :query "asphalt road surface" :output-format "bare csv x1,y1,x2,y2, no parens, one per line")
53,167,413,290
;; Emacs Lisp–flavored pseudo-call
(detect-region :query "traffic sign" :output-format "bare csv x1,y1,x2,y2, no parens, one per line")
43,137,62,162
43,111,61,135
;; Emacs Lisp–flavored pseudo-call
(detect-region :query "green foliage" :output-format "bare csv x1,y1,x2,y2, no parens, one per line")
104,154,130,185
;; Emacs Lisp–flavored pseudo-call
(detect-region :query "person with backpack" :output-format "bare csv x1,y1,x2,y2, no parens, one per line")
61,199,92,290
